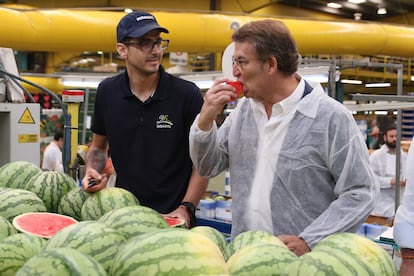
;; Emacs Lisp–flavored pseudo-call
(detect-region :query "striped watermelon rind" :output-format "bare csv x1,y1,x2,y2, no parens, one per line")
57,187,91,221
191,226,229,260
0,188,47,221
0,215,17,242
0,161,41,190
98,205,169,240
25,171,77,213
44,220,126,271
283,250,359,275
80,187,140,221
110,228,227,275
0,233,46,275
227,230,287,259
15,247,107,276
311,232,397,275
227,243,297,275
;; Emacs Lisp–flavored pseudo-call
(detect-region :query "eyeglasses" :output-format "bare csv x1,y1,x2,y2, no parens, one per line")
124,39,169,52
232,57,250,69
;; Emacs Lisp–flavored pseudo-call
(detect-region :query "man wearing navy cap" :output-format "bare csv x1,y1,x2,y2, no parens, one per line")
82,11,208,228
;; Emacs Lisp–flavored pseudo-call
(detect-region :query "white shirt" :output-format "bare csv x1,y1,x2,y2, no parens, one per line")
369,144,407,217
247,79,304,232
394,138,414,249
42,141,63,172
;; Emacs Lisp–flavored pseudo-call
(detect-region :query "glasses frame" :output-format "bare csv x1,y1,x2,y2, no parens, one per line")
124,39,169,52
232,57,250,69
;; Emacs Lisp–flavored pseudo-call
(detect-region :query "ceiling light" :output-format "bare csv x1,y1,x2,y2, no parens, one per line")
411,75,414,81
341,79,362,84
377,7,387,15
365,82,391,88
348,0,366,3
327,2,342,9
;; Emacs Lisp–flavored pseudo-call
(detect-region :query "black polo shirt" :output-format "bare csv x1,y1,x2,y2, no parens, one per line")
92,67,204,213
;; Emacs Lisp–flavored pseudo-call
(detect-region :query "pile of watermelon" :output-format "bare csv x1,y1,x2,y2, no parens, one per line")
0,160,399,275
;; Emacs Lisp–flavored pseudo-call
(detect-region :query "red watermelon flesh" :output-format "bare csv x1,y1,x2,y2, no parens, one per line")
164,217,185,227
12,212,78,239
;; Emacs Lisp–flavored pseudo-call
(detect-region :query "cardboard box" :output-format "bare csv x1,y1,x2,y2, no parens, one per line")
215,195,232,222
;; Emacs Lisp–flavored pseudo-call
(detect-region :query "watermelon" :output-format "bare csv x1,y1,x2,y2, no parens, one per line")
110,228,228,275
164,216,186,228
311,232,397,275
0,233,46,275
227,230,287,259
283,250,360,275
0,188,47,221
0,216,17,242
98,205,169,240
80,187,140,221
44,220,125,271
25,171,77,213
0,161,41,189
16,247,107,276
191,226,229,260
57,186,91,221
227,243,297,275
12,212,78,239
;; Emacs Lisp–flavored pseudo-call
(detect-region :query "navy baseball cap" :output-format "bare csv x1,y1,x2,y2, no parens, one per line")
117,11,169,42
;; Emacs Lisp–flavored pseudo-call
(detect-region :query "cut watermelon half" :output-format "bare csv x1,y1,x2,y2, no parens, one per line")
164,217,185,228
12,212,78,239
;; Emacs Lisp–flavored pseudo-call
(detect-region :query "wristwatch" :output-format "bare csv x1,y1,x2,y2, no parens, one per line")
180,201,197,228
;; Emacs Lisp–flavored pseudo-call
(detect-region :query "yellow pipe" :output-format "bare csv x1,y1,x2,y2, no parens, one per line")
21,75,65,94
1,8,414,57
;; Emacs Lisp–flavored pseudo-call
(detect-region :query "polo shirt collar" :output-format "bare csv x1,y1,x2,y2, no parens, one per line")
121,65,170,102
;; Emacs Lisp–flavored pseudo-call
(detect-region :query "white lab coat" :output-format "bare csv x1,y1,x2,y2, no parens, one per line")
190,80,378,248
394,139,414,249
369,144,407,217
42,141,63,172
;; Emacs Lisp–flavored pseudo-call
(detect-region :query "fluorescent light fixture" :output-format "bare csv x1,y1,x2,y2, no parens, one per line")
377,7,387,15
341,79,362,84
192,80,215,90
179,73,223,90
348,0,366,3
61,74,109,88
327,2,342,8
365,82,391,88
374,111,388,115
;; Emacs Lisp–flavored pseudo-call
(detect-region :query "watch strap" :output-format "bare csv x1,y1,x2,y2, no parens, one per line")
180,201,197,228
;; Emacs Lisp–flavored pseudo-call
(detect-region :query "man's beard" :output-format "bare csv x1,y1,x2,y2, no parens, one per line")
385,141,396,149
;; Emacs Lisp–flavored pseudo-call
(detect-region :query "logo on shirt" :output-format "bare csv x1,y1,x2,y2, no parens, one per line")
156,114,173,129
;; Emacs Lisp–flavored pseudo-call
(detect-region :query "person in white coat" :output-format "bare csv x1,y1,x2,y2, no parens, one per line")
189,19,377,256
369,124,407,217
393,139,414,276
41,129,64,172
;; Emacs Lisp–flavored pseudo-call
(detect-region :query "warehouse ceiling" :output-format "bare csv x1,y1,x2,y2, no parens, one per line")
277,0,414,21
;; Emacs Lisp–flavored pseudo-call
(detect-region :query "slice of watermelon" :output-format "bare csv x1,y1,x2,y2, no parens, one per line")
164,217,185,228
12,212,78,239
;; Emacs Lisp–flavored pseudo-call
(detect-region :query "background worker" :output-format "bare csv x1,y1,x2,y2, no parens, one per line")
190,19,377,256
369,124,407,217
82,11,208,228
394,139,414,276
41,129,64,172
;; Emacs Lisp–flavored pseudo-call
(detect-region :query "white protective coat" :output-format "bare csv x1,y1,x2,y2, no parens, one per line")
394,140,414,249
190,81,378,248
